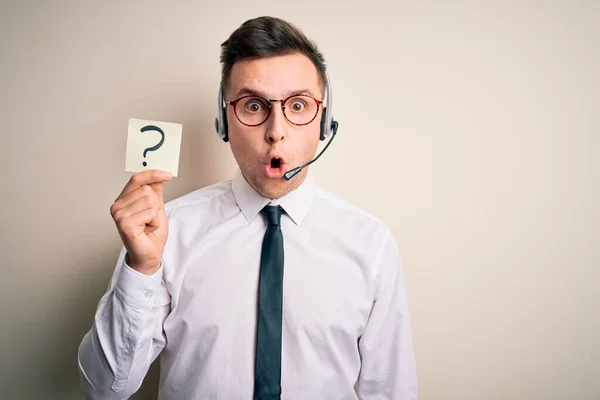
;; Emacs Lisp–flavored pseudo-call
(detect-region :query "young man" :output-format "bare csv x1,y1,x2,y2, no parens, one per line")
78,16,418,400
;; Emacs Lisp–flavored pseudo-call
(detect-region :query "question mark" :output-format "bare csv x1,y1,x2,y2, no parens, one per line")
140,125,165,167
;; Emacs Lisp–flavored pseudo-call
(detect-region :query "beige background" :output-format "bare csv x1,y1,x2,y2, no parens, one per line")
1,1,598,399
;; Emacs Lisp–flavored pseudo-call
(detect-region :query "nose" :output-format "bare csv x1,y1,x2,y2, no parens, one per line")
265,101,287,144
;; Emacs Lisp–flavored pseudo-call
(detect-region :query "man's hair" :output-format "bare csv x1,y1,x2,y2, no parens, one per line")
220,16,327,93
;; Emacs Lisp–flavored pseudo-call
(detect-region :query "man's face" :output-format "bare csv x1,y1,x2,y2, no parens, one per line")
225,53,323,199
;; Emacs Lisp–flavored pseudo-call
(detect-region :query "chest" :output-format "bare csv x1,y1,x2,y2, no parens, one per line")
165,223,374,343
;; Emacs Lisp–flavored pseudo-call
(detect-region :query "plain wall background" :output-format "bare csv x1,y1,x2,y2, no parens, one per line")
0,1,598,399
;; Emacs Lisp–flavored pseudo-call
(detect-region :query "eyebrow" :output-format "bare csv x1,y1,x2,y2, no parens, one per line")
234,87,319,99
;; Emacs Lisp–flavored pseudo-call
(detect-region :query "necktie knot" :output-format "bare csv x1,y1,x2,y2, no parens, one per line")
261,205,283,226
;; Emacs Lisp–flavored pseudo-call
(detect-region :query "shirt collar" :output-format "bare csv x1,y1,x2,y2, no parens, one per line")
231,169,315,225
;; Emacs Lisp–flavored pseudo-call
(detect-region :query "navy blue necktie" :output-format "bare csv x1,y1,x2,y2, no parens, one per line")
254,205,284,400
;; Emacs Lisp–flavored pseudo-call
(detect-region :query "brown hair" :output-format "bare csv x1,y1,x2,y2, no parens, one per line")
220,16,327,93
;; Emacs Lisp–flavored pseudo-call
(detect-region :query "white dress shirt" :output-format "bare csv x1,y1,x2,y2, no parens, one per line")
78,170,418,399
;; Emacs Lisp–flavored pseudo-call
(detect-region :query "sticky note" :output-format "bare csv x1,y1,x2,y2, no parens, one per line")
125,118,183,177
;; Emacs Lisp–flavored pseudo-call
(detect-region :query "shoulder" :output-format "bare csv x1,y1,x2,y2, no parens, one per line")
311,185,397,247
164,179,234,218
312,185,388,227
310,184,402,295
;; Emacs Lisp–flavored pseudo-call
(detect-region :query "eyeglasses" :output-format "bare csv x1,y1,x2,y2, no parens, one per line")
225,94,323,127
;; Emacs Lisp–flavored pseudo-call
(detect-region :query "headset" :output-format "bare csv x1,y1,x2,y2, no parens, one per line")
215,72,338,142
214,71,339,180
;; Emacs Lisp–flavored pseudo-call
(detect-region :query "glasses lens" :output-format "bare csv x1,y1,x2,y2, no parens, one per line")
235,96,270,126
284,95,319,125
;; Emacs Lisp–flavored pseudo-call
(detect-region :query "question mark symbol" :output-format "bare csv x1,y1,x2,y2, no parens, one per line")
140,125,165,167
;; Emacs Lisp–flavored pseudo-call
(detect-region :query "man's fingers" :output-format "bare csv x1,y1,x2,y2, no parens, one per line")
120,208,161,237
111,193,158,223
111,185,156,213
149,182,165,209
117,169,172,201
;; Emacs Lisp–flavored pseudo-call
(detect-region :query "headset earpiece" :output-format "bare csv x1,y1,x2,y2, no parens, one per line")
215,86,229,142
319,72,337,141
222,113,229,142
320,110,327,141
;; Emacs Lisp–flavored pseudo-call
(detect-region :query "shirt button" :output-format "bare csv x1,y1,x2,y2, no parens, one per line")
144,290,154,298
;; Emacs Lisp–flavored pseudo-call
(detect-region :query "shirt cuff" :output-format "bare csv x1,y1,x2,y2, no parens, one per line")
115,260,164,311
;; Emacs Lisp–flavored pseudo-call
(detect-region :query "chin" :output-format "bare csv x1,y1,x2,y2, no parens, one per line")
257,180,291,200
240,165,307,200
255,175,304,200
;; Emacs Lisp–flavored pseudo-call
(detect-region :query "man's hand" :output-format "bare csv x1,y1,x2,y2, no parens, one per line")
110,169,173,275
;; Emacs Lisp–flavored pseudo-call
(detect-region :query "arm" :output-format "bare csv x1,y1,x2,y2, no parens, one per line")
357,237,418,399
77,247,171,399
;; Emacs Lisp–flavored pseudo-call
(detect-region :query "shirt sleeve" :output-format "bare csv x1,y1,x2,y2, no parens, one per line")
356,232,419,399
77,246,171,399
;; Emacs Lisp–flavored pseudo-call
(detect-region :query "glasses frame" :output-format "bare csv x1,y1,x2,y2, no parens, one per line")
224,94,324,127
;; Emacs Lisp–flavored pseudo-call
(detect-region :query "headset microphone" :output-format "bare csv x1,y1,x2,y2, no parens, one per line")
283,120,338,180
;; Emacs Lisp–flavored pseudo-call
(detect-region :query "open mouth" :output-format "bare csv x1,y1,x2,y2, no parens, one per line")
264,157,286,178
270,158,281,169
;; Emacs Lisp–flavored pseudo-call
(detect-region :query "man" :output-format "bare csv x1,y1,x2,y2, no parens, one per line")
78,16,418,399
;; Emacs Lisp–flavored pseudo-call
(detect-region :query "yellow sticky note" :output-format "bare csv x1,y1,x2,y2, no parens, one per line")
125,118,183,177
